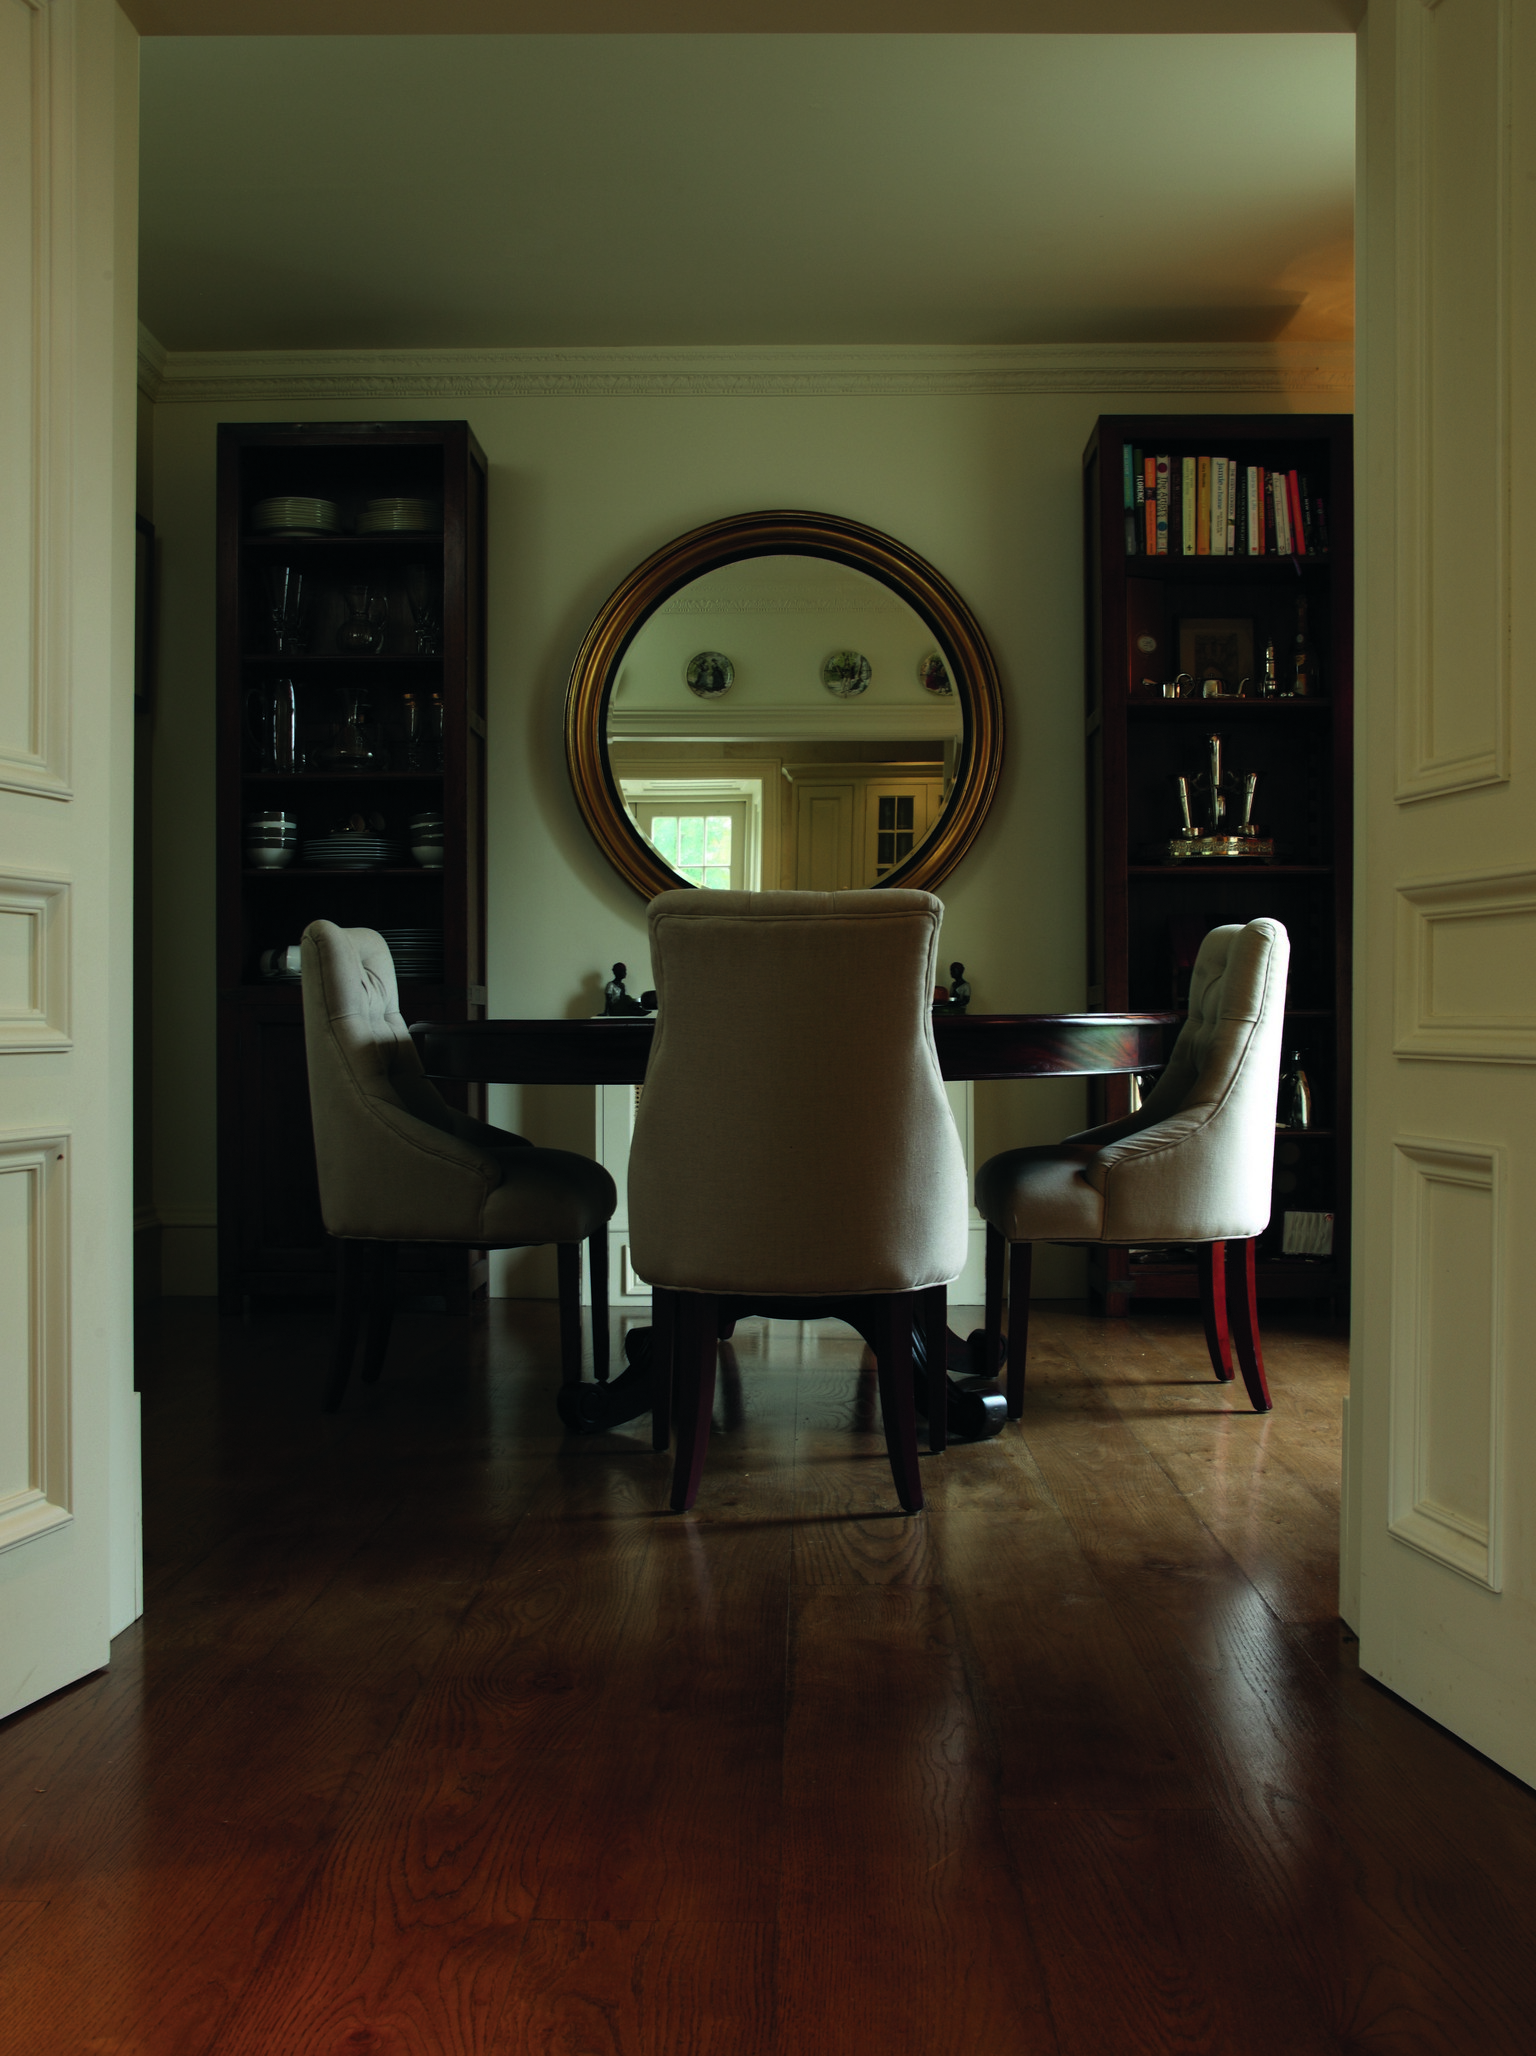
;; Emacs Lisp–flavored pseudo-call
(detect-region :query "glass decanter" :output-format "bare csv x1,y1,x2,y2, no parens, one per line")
326,686,379,769
336,577,387,656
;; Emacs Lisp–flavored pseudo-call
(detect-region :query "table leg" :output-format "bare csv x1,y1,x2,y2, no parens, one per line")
557,1308,1007,1440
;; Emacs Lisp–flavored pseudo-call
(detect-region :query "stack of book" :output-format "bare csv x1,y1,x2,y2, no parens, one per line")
1124,450,1329,558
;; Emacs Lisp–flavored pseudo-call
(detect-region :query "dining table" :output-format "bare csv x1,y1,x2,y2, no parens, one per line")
410,1009,1180,1439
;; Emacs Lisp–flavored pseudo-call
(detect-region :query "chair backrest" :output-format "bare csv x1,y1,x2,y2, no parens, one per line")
300,921,499,1240
627,888,970,1296
1091,918,1290,1241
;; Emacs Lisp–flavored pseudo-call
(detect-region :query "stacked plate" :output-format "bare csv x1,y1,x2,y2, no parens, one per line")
359,496,440,535
301,831,404,871
379,926,444,982
251,495,340,537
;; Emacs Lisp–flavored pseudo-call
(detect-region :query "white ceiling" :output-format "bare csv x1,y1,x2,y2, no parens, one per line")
138,34,1355,353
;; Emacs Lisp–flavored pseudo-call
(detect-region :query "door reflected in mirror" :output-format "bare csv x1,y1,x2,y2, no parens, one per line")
564,511,1003,900
607,556,963,891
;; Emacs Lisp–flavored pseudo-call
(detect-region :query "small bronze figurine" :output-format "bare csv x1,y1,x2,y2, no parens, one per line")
601,963,654,1017
933,962,971,1014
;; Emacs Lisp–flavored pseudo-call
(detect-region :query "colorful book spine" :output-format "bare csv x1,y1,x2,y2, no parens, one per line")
1287,469,1306,556
1234,465,1248,556
1123,443,1136,555
1181,457,1197,555
1196,455,1211,555
1176,458,1192,555
1154,454,1170,554
1131,447,1144,556
1298,473,1317,554
1246,466,1261,555
1210,458,1228,556
1271,469,1292,554
1144,456,1157,555
1225,460,1237,554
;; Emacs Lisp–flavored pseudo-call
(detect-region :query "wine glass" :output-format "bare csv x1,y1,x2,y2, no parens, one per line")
265,564,307,654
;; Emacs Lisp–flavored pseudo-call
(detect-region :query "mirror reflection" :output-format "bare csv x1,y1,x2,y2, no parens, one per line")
605,555,964,891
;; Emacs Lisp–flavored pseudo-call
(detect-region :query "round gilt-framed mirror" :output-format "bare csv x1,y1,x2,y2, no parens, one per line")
564,511,1005,900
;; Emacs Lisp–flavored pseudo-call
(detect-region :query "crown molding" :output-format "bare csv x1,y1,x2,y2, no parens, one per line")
137,322,167,402
121,1,1367,34
145,339,1354,406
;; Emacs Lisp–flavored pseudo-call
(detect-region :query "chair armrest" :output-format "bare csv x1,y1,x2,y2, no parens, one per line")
439,1107,530,1152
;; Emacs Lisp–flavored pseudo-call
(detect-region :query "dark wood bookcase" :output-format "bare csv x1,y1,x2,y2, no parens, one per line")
216,421,488,1312
1082,413,1353,1313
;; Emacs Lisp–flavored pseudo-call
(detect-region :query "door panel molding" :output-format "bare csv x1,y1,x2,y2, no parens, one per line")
1389,1136,1504,1590
1393,0,1513,803
0,1130,71,1554
0,0,73,801
0,868,70,1052
1395,865,1536,1061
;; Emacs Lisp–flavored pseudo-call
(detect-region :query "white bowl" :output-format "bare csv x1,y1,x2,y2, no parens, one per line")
411,847,445,868
246,846,296,869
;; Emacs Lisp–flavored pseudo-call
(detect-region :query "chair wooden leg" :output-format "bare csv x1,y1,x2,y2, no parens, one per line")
1196,1240,1234,1382
670,1292,718,1514
871,1291,924,1515
556,1243,582,1386
650,1286,675,1454
588,1231,610,1383
1226,1236,1273,1413
1006,1241,1033,1419
358,1242,397,1385
984,1221,1006,1377
324,1239,368,1412
922,1284,949,1454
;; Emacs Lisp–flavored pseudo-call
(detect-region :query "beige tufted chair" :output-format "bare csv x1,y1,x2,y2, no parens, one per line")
301,921,617,1409
974,919,1290,1415
628,888,970,1515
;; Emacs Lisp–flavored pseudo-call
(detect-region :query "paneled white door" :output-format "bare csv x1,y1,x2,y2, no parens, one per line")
0,0,140,1720
1348,0,1536,1783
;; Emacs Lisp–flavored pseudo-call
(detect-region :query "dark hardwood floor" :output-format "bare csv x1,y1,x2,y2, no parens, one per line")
3,1296,1535,2053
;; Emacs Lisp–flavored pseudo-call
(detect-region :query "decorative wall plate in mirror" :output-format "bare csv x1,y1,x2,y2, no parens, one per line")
565,511,1005,899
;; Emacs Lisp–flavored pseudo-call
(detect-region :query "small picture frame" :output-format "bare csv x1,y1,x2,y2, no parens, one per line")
1178,616,1253,693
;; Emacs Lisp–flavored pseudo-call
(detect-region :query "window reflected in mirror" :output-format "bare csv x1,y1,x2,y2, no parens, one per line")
606,555,961,891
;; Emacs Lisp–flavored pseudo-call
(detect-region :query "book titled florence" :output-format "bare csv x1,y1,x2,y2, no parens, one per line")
1209,457,1228,556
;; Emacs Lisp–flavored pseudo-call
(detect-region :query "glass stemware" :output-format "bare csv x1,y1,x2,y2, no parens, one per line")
405,565,442,656
265,564,307,654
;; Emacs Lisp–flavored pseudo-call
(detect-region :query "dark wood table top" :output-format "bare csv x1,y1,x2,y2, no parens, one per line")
409,1011,1179,1087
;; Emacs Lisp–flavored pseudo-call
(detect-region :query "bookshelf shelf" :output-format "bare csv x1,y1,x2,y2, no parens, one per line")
1128,863,1333,878
1115,553,1333,581
1083,412,1353,1311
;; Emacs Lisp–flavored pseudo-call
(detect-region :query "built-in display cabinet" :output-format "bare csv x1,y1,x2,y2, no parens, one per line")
1082,413,1353,1313
215,421,488,1311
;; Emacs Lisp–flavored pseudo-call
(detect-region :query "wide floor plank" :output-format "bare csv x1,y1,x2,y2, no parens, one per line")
3,1296,1536,2055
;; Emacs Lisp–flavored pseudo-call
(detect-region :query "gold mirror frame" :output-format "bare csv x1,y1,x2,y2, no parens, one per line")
565,510,1005,900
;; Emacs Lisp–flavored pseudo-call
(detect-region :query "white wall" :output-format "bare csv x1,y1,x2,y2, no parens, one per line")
142,345,1349,1296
